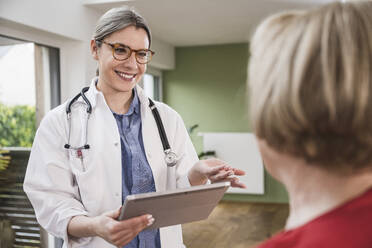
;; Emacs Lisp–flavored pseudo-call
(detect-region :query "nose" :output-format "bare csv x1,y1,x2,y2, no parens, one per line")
124,52,138,69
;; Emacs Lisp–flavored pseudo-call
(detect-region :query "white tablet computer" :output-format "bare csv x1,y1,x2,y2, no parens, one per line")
118,182,230,229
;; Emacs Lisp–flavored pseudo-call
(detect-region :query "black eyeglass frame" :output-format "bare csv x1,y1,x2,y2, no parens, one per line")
98,40,155,64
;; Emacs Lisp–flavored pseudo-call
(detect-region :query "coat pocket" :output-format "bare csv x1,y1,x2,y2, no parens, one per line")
68,149,91,174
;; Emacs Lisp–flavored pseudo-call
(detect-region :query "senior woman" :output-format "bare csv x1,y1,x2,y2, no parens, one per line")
24,6,245,248
249,1,372,247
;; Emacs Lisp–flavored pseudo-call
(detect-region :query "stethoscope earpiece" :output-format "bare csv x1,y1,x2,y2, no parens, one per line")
65,87,91,152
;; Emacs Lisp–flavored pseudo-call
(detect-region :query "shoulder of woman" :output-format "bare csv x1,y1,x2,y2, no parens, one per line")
39,101,68,130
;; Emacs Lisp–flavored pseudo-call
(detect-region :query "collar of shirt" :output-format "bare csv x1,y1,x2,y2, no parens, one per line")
111,88,140,117
85,77,150,114
129,88,140,116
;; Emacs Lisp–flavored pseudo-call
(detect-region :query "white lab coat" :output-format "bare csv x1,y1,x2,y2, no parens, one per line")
23,79,199,248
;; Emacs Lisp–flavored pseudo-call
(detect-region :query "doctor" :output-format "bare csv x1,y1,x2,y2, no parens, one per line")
24,6,245,248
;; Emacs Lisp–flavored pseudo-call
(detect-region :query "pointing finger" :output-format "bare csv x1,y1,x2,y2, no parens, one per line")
230,178,247,188
232,168,245,176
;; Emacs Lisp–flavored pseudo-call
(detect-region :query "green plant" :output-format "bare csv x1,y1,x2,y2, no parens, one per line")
0,149,10,171
0,103,36,147
0,147,12,189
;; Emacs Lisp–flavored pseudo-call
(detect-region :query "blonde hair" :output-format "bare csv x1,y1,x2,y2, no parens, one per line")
249,1,372,170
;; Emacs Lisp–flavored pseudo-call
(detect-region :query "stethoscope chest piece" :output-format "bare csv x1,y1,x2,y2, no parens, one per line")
149,98,179,168
165,150,178,167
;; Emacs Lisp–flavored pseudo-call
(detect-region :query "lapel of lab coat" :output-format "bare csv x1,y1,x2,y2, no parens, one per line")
84,79,123,209
83,78,167,201
136,85,168,192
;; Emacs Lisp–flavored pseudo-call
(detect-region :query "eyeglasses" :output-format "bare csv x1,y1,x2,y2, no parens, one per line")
99,40,155,64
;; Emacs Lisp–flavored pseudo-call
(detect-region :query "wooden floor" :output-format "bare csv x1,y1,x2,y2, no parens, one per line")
182,201,289,248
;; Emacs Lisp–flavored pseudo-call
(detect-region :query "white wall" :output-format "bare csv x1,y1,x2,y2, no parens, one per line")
0,0,175,102
150,37,175,70
0,0,99,41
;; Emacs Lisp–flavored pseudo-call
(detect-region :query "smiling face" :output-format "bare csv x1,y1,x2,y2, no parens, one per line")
91,25,149,94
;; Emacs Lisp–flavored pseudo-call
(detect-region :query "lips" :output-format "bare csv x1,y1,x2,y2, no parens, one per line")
115,70,136,81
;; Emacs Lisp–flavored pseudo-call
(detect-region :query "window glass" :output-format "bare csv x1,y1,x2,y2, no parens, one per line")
0,43,36,147
143,73,161,101
0,36,60,148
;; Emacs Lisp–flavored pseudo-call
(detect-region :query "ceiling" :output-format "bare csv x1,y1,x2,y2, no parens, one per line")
84,0,338,46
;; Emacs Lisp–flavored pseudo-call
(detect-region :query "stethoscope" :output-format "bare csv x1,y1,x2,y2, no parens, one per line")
64,86,178,188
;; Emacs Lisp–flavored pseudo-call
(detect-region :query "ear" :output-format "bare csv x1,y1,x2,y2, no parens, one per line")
90,39,99,60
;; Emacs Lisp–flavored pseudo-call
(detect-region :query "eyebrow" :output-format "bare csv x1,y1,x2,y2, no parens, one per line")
110,42,148,51
110,42,129,47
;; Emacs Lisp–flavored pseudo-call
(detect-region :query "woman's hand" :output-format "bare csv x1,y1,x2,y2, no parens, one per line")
92,208,153,247
68,207,154,247
188,158,246,188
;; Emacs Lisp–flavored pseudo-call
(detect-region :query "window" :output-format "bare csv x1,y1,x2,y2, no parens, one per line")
0,35,61,248
0,41,36,147
0,35,60,148
140,67,162,101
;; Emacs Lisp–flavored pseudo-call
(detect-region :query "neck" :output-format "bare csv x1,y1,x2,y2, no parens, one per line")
282,162,372,230
96,80,134,114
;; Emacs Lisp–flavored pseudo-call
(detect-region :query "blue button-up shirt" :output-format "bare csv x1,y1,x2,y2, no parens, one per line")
112,89,161,248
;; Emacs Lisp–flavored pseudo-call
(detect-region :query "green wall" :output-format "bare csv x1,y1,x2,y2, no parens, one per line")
163,44,288,203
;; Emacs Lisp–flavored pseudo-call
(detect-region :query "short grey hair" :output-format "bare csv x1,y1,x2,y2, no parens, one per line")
249,1,372,171
93,6,152,48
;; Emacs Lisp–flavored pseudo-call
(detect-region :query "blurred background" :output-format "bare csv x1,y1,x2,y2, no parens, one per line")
0,0,339,247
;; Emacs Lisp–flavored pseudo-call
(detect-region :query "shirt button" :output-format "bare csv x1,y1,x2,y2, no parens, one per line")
114,142,119,146
115,193,119,197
